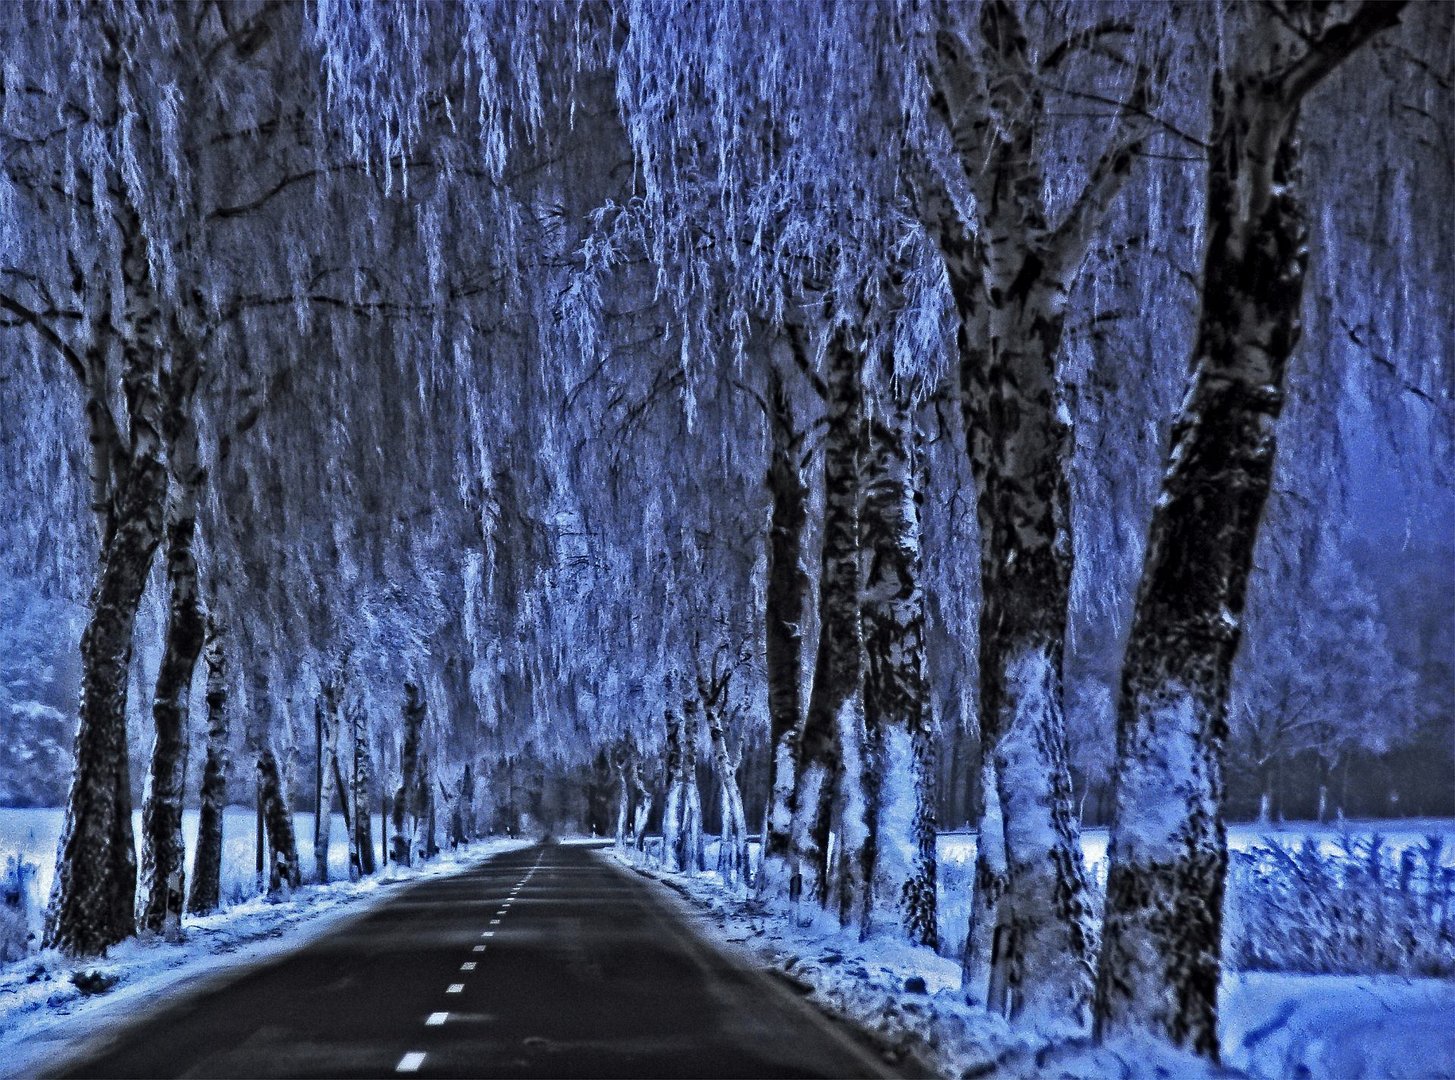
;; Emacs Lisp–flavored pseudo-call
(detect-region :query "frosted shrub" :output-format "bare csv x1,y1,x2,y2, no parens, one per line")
1,854,42,962
1225,835,1455,977
0,906,26,963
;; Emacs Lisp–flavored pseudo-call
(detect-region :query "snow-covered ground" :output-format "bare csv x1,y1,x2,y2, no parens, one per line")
629,824,1455,1079
0,835,530,1079
620,850,1222,1079
1222,972,1455,1079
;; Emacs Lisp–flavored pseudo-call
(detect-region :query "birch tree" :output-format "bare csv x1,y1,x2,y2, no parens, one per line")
916,0,1157,1026
859,355,937,945
1096,0,1408,1056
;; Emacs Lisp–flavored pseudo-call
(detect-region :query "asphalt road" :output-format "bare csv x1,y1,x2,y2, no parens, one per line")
51,844,905,1079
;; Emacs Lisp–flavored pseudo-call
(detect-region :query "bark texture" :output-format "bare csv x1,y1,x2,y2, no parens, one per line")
139,345,206,935
859,383,937,945
631,758,652,853
349,696,376,878
699,652,751,889
916,0,1154,1024
313,677,343,882
257,743,301,895
48,197,169,955
243,665,300,896
681,696,705,874
138,489,204,936
789,328,864,912
964,753,1010,1005
392,682,425,867
614,747,631,852
759,360,811,899
1095,2,1406,1056
187,616,228,915
662,703,685,871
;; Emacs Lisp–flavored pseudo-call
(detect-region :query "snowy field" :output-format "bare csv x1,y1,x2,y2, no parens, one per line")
935,818,1455,869
0,805,375,913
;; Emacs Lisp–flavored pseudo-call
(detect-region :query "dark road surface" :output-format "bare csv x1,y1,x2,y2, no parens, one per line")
52,844,905,1079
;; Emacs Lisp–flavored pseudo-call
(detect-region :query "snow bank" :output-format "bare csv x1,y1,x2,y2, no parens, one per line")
615,850,1222,1079
0,837,530,1079
620,843,1455,1079
1222,972,1455,1079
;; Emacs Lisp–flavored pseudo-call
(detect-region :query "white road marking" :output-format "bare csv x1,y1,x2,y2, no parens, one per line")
426,1012,448,1027
460,962,477,971
472,944,487,952
397,1052,426,1073
446,983,465,994
480,931,494,938
489,918,501,925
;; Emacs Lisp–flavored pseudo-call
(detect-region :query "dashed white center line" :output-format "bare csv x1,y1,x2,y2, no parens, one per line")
426,1012,449,1027
460,962,477,971
489,918,501,925
480,931,494,938
446,983,465,994
396,1052,427,1073
472,944,487,952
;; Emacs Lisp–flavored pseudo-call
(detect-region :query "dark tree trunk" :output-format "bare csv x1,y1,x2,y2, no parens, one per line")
49,470,162,947
187,616,229,915
460,762,476,840
789,328,864,913
332,755,354,833
631,757,652,853
916,0,1160,1024
759,361,811,899
613,745,631,852
422,761,438,859
348,698,375,878
706,709,751,890
662,702,686,870
859,381,937,946
313,677,342,883
392,682,425,867
245,667,300,896
681,696,705,873
47,201,169,956
258,744,301,895
139,324,206,936
415,749,435,861
1094,3,1406,1057
255,786,264,888
138,488,205,937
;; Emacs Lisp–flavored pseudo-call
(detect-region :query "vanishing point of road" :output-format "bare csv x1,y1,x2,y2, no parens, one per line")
50,844,913,1079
